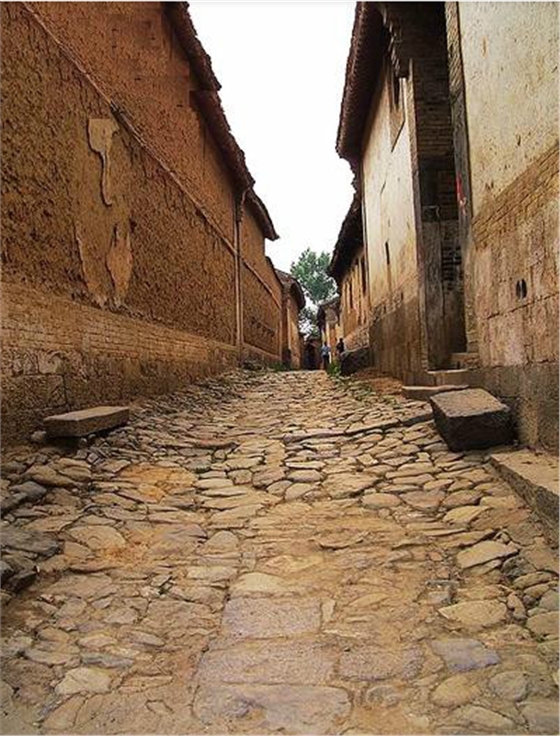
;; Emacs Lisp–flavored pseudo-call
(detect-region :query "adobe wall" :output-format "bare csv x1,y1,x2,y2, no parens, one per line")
241,210,282,363
1,4,278,443
453,2,559,448
339,244,370,351
287,297,301,369
29,1,236,241
362,60,423,382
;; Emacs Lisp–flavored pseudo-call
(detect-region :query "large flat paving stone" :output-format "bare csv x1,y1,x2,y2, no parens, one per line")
197,640,336,684
430,388,513,451
193,683,351,734
339,645,423,681
430,638,500,672
222,597,321,638
44,406,129,438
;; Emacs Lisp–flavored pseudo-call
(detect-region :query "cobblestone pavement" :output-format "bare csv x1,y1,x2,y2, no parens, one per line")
1,370,558,735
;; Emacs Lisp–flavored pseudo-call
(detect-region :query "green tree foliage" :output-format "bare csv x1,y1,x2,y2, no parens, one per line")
290,248,337,305
290,248,336,338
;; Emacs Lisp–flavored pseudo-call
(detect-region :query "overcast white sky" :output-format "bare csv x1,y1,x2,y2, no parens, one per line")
189,1,356,272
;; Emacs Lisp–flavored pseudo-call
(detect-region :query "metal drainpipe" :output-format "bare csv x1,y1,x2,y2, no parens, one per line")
234,189,248,365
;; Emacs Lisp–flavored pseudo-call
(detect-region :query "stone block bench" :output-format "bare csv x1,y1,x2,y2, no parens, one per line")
44,406,129,438
430,388,513,451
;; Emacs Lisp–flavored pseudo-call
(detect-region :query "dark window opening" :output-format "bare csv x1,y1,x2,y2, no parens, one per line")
516,279,528,299
392,73,400,109
385,242,390,266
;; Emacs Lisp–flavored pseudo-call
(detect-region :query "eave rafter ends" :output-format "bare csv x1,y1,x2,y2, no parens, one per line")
164,1,278,241
328,192,363,283
336,2,412,164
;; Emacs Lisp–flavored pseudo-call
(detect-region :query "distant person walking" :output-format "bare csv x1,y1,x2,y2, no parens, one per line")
321,342,331,371
336,337,345,361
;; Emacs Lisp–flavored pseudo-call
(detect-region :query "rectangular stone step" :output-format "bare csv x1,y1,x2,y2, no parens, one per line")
489,449,559,544
403,385,468,401
44,406,129,438
424,369,473,387
430,389,514,451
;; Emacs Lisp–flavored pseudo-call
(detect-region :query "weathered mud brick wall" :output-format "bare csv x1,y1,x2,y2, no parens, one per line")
241,209,283,363
448,2,559,449
1,3,279,442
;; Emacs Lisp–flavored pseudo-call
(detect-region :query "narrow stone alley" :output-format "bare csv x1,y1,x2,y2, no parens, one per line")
1,370,558,735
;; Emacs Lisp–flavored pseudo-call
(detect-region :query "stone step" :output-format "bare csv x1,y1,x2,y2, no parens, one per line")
44,406,129,438
402,384,468,401
430,388,514,451
424,369,473,387
490,449,559,545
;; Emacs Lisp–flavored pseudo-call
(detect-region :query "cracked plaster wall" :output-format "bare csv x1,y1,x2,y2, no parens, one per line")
1,3,281,442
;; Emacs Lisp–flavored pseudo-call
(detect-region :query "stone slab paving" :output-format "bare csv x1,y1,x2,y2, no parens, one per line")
0,370,558,734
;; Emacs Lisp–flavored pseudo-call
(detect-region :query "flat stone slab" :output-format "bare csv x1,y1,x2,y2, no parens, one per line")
2,526,60,557
44,406,129,438
456,540,517,569
403,384,468,401
339,646,423,681
430,638,500,672
490,449,559,544
438,600,508,629
222,597,321,638
430,389,513,451
197,640,336,685
193,684,350,734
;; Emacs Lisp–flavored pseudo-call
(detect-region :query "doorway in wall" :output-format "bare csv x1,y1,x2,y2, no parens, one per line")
400,2,468,370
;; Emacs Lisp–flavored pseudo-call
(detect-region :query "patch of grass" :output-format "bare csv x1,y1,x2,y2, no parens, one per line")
271,362,290,372
327,362,341,378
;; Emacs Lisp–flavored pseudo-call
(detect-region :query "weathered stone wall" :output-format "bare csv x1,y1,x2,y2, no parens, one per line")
362,59,423,382
449,2,559,449
1,3,279,442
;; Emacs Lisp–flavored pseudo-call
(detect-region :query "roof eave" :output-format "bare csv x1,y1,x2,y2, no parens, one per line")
336,3,385,163
165,2,279,240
